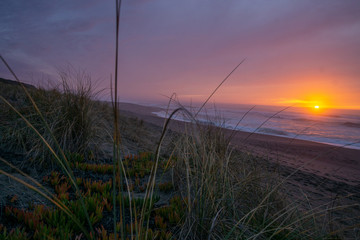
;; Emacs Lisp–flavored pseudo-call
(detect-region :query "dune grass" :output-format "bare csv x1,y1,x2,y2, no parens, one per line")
0,71,109,165
0,59,357,239
0,0,359,239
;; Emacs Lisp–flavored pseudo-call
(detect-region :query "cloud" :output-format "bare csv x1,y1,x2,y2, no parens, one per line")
0,0,359,107
277,99,317,105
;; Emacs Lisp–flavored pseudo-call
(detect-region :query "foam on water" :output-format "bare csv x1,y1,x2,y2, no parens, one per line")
152,104,360,150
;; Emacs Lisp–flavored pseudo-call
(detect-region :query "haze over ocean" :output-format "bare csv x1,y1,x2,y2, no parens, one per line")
152,104,360,150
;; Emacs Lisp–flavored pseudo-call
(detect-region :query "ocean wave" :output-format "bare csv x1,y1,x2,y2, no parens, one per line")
325,114,341,118
154,107,360,150
342,122,360,128
258,128,289,136
293,118,319,123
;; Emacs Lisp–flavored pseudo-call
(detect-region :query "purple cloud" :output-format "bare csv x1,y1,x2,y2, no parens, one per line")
1,0,359,107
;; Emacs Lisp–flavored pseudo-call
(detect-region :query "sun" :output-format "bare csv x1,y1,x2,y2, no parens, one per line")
309,104,325,114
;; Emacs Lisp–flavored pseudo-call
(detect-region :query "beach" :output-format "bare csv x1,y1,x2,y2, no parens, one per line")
1,97,359,239
118,102,360,185
1,1,360,237
118,102,360,233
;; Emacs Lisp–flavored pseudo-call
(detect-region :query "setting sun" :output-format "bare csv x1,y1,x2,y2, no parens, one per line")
314,105,319,109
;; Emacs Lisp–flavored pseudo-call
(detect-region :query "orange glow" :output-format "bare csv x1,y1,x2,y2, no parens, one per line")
307,104,326,115
217,75,360,110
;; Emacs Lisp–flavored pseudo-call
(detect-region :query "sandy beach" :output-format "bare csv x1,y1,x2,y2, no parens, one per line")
118,102,360,186
119,102,360,234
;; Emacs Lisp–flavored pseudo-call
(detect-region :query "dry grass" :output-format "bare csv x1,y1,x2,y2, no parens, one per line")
164,109,338,239
0,0,358,238
0,72,110,165
0,73,356,239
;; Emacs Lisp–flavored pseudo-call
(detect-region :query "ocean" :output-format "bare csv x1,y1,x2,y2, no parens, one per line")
151,104,360,150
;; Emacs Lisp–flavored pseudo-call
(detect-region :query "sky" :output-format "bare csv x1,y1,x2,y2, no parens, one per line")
1,0,360,109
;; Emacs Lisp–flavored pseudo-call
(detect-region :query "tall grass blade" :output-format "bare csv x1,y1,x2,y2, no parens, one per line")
195,58,246,117
112,0,123,239
243,105,293,142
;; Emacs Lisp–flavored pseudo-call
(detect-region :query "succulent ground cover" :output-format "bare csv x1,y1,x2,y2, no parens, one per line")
0,152,185,240
1,82,358,239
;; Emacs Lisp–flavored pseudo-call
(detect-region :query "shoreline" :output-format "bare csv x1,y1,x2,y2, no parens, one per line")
150,109,360,151
119,102,360,185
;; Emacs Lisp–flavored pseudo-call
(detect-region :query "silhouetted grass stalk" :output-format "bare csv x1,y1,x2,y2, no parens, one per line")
111,0,137,239
1,0,358,237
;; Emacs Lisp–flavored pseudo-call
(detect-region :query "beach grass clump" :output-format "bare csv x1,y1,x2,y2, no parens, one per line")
1,57,354,239
163,115,338,239
0,88,353,240
0,77,349,239
0,72,108,165
170,122,245,239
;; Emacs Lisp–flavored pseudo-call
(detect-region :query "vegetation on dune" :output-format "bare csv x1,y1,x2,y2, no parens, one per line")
0,77,155,165
0,78,352,239
0,0,358,239
0,73,109,164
